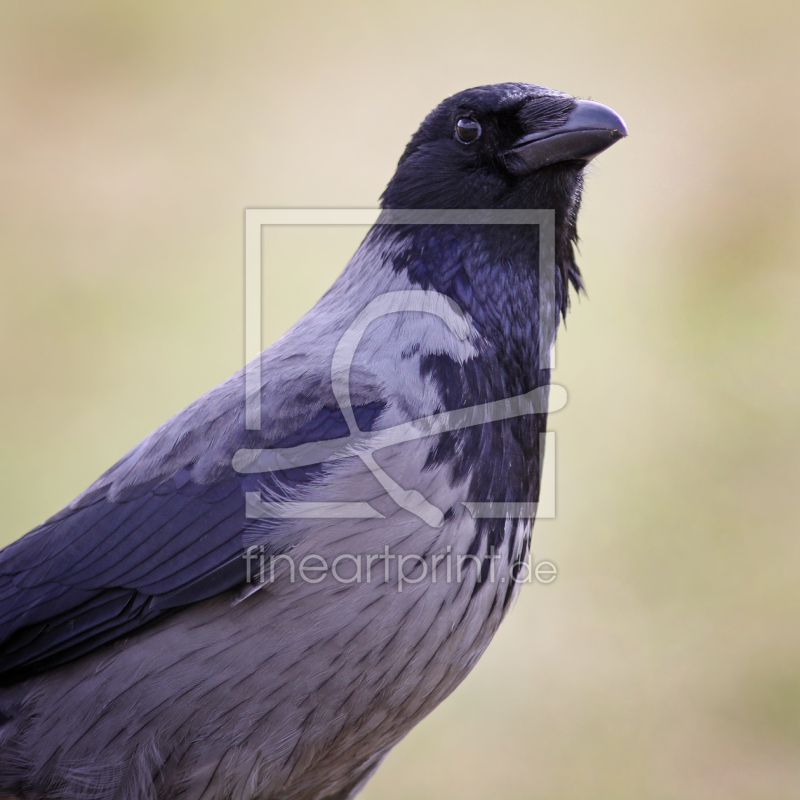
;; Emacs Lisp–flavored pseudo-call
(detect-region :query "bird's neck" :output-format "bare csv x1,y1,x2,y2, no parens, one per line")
372,224,573,392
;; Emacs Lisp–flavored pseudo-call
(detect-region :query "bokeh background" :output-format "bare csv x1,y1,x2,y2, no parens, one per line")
1,1,799,797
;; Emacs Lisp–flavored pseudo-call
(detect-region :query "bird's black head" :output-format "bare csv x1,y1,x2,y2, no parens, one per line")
378,83,627,320
382,82,626,212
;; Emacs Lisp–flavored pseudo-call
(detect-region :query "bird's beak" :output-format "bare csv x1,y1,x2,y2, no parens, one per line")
504,99,627,175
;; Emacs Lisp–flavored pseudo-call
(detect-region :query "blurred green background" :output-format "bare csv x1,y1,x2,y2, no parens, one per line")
1,1,799,797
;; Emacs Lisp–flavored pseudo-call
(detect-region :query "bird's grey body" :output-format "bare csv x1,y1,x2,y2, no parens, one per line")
1,242,522,800
0,83,626,799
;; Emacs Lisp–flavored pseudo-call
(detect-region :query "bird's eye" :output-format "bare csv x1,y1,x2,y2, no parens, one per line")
455,117,481,144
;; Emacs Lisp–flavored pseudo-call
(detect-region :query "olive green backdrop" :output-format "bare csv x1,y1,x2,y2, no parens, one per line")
1,1,798,797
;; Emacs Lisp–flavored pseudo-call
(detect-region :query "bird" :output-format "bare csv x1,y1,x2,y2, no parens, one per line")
0,83,626,800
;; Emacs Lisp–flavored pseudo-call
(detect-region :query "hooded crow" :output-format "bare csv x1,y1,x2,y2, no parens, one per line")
0,83,626,800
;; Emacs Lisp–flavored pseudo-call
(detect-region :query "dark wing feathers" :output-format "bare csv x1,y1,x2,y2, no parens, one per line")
0,401,385,684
